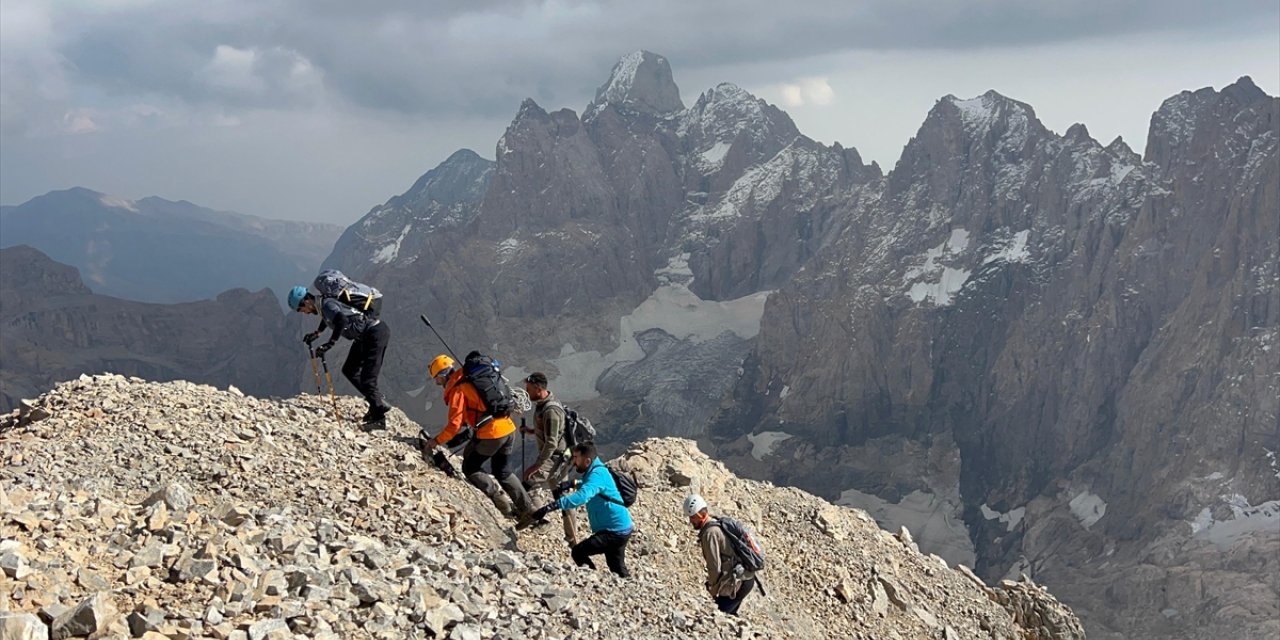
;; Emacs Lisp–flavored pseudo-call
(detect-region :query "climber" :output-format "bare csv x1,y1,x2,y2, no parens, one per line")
684,494,762,616
521,372,578,542
288,281,391,427
520,442,633,577
426,354,535,522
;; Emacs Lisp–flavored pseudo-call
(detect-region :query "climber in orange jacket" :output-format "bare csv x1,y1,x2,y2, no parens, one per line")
427,354,534,521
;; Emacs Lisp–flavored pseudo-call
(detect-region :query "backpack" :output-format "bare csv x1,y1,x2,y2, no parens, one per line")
314,269,383,318
547,400,596,449
601,465,638,508
710,516,765,572
461,351,515,421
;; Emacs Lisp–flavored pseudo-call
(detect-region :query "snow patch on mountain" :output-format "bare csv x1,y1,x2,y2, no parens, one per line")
615,284,770,359
596,50,645,108
99,194,139,213
747,430,793,460
699,141,732,170
981,504,1027,532
904,229,972,305
908,268,971,305
496,237,522,264
1189,495,1280,549
372,224,412,265
529,280,771,402
655,252,693,286
838,487,977,568
1068,490,1107,529
984,230,1032,264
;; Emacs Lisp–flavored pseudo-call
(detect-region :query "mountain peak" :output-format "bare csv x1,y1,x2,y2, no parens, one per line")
401,149,495,208
1221,75,1267,105
586,50,684,118
939,90,1035,132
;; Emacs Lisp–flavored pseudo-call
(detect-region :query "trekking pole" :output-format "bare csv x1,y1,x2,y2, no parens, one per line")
521,417,527,475
307,346,323,394
419,314,460,361
320,355,343,423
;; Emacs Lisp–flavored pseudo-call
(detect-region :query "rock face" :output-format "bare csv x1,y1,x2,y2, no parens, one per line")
0,187,341,304
327,51,874,430
0,375,1083,639
323,53,1274,639
723,79,1279,639
0,246,306,413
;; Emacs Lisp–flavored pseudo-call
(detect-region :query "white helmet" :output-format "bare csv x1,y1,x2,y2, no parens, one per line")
683,494,708,518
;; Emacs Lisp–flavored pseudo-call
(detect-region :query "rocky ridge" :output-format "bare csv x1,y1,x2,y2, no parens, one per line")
0,376,1082,639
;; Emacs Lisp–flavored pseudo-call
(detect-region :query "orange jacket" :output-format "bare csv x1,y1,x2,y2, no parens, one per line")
435,368,516,443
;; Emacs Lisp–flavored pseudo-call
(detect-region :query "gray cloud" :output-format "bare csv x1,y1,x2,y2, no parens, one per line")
13,0,1278,123
1,0,1275,224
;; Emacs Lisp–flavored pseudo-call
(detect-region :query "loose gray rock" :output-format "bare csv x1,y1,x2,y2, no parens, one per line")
0,612,48,640
51,593,114,640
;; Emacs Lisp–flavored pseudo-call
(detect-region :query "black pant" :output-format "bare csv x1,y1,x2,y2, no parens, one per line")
342,321,389,410
715,577,756,615
571,530,631,578
461,432,533,517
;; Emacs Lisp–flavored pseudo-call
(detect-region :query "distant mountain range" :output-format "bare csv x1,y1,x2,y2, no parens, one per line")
0,187,342,304
0,245,306,413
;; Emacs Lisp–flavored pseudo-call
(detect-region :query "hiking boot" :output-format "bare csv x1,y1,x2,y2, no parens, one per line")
515,512,538,530
361,404,391,425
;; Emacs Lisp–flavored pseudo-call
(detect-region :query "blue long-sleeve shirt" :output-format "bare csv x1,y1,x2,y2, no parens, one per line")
556,457,633,535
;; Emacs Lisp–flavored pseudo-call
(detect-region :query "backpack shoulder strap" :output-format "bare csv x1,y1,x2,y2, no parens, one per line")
594,466,625,506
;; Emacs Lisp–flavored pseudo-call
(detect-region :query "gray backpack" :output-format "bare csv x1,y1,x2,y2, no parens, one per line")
547,400,596,448
314,269,382,317
711,517,765,572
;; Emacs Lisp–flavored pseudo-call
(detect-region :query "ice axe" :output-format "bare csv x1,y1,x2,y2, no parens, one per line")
419,314,459,361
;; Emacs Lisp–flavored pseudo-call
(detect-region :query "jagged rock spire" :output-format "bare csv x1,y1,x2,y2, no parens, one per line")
586,50,684,117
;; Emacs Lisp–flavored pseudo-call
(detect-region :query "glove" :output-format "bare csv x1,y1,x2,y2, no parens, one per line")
552,480,574,499
303,332,320,346
315,342,335,357
516,502,559,530
531,503,559,522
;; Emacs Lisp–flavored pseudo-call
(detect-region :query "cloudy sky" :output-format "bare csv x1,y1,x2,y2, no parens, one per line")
2,1,1276,224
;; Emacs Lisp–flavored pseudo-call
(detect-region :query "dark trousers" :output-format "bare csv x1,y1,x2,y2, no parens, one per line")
342,321,389,410
571,530,631,578
462,433,533,518
715,577,756,615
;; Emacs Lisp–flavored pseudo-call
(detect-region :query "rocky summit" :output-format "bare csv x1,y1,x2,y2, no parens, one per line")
0,376,1082,639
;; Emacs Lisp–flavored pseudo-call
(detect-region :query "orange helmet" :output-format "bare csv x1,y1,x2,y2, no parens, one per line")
428,354,456,379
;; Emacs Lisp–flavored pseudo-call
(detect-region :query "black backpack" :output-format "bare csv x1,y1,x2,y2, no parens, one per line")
314,269,383,318
710,516,765,572
547,400,596,448
601,466,638,508
461,351,515,421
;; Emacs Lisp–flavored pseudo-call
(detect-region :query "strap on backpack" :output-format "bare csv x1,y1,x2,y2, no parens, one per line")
589,466,626,507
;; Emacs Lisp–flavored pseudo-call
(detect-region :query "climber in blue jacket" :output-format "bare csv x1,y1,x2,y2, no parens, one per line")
521,442,633,577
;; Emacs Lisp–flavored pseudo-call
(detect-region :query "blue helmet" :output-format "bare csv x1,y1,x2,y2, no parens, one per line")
287,286,309,311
